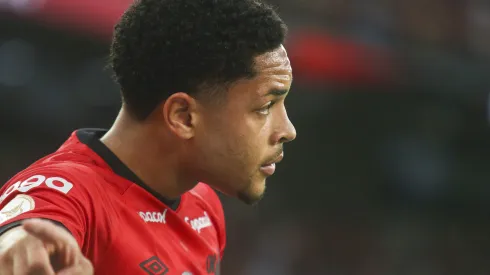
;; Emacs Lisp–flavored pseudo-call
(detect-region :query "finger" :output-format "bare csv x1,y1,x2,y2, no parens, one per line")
12,238,55,275
49,242,78,272
26,246,56,275
23,219,82,272
57,257,93,275
57,266,87,275
22,219,78,249
0,254,13,275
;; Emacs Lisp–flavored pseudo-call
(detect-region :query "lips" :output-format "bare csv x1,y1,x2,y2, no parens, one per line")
260,152,284,176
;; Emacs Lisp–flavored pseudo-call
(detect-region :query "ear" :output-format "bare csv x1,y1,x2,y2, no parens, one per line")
162,92,199,139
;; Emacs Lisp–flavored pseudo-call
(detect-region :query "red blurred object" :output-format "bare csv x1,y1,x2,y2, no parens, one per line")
37,0,129,38
287,31,397,86
2,1,397,86
2,0,131,39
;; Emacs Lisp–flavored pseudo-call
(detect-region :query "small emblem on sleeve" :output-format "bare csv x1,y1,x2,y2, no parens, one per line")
0,194,35,224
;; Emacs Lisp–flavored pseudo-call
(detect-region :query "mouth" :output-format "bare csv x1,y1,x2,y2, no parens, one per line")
260,152,284,176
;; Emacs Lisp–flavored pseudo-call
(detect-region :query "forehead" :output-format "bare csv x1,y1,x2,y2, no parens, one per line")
254,45,292,77
239,45,293,97
219,45,292,108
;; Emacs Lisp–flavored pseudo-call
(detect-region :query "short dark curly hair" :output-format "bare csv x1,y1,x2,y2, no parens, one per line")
110,0,288,120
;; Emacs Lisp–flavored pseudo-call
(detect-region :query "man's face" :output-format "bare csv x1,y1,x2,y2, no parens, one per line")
193,45,296,204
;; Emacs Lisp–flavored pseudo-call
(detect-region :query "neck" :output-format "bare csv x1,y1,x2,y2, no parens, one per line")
100,108,197,199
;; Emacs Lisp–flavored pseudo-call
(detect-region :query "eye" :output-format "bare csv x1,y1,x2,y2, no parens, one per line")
257,101,276,115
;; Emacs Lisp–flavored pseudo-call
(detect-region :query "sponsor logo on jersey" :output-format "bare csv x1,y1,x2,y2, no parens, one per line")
140,256,169,275
0,175,73,203
184,211,212,233
138,209,167,224
0,194,35,224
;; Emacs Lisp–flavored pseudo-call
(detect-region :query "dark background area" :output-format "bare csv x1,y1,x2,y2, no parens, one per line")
1,0,490,274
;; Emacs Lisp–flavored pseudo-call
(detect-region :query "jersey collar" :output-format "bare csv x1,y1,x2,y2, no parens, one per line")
76,129,181,211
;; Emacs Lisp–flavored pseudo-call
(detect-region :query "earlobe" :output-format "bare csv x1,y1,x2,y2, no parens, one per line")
162,93,197,139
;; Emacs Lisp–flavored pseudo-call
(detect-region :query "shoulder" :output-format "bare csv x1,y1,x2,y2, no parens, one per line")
187,183,225,229
189,183,227,257
0,156,111,251
188,183,222,209
0,156,104,204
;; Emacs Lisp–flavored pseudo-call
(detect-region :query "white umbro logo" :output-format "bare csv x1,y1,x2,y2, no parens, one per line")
138,209,167,224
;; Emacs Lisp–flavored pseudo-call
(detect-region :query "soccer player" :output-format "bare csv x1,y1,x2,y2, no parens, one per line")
0,0,296,273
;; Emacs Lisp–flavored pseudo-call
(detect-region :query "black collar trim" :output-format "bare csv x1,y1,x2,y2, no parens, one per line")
76,129,180,211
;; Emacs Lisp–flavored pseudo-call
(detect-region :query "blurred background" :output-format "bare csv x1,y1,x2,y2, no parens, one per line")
1,0,490,274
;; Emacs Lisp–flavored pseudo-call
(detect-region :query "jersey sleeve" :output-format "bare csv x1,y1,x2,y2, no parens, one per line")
0,165,96,248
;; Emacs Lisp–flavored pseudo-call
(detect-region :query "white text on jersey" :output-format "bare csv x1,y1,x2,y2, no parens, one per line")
184,211,212,233
0,175,73,203
139,209,167,224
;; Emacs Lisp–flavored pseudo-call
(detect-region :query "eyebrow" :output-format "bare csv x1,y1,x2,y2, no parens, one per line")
264,89,289,97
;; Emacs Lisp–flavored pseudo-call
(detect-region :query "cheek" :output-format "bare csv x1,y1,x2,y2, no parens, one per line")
233,122,264,160
200,114,267,172
220,131,253,167
199,124,244,165
208,129,259,179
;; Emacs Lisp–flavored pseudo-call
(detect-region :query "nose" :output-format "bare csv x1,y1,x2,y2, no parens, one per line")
276,112,296,144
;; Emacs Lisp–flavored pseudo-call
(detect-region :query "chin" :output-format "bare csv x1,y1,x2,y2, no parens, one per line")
236,179,267,205
237,191,264,205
